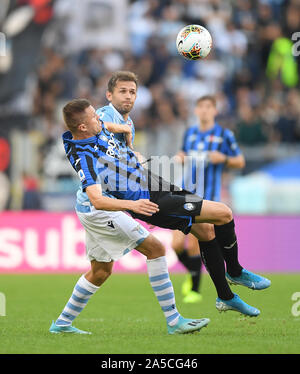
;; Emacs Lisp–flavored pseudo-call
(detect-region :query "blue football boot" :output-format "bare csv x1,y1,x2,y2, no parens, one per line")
167,316,210,335
49,321,91,334
216,294,260,317
226,269,271,290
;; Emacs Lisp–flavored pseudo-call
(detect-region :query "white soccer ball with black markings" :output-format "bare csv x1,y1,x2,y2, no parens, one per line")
176,24,212,60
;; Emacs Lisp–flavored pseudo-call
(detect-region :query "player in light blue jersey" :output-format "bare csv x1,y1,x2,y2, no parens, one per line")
91,72,270,310
172,95,245,303
96,71,136,146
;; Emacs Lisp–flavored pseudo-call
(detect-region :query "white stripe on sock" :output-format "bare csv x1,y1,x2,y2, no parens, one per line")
55,275,99,326
147,256,180,327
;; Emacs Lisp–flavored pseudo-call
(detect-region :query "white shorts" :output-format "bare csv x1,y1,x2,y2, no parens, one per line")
76,209,150,263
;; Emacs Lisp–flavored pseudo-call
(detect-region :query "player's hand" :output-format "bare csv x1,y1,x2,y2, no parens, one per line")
208,151,227,164
122,124,133,150
174,151,186,164
134,151,147,164
125,131,133,150
130,199,159,216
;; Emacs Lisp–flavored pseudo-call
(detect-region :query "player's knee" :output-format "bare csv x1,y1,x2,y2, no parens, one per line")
147,236,166,259
211,202,233,225
220,204,233,224
137,234,166,259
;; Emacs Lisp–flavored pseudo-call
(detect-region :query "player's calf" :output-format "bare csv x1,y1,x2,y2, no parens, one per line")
137,242,209,334
50,273,100,333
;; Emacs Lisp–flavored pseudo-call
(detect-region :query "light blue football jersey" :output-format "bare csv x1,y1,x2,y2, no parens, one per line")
96,103,135,146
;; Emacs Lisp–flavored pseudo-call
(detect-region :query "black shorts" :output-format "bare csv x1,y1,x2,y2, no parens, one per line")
131,173,203,234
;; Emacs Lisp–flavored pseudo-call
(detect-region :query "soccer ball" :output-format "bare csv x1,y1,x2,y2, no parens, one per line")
176,24,212,60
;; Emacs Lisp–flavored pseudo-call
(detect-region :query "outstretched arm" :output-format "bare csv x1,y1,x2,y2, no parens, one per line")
208,151,245,169
103,122,133,149
86,184,159,216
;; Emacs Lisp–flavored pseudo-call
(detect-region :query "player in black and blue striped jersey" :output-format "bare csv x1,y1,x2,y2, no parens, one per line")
172,95,245,303
52,98,212,335
180,96,244,201
63,118,149,203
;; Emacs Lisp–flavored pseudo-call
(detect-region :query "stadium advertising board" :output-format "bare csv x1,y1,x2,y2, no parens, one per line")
0,212,299,273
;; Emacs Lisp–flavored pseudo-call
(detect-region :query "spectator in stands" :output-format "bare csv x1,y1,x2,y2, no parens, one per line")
236,105,268,145
5,0,300,211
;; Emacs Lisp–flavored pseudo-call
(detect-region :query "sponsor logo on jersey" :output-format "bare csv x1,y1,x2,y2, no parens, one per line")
105,134,120,159
205,135,223,143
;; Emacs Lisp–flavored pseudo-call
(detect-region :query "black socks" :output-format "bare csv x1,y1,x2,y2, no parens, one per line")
177,250,202,292
198,238,234,300
177,219,243,301
214,219,243,277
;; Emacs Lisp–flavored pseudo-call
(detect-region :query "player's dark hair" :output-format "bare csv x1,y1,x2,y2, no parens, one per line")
63,99,91,133
196,95,216,107
107,71,138,93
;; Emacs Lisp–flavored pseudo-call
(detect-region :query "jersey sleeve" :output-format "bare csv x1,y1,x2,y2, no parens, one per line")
72,151,100,190
96,107,135,144
96,107,114,123
223,129,241,157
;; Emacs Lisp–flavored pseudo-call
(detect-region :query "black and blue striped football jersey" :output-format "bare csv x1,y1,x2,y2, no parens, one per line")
62,124,150,209
181,123,241,201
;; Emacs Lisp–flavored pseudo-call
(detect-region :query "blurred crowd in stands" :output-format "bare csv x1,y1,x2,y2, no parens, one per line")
1,0,300,211
32,0,300,159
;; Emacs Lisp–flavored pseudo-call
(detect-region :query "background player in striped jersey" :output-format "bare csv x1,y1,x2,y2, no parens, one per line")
172,95,245,303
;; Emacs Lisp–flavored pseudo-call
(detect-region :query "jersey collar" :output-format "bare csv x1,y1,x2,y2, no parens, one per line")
198,122,218,134
62,130,99,144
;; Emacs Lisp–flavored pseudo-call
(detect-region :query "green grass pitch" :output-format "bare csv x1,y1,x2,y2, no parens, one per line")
0,273,299,354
